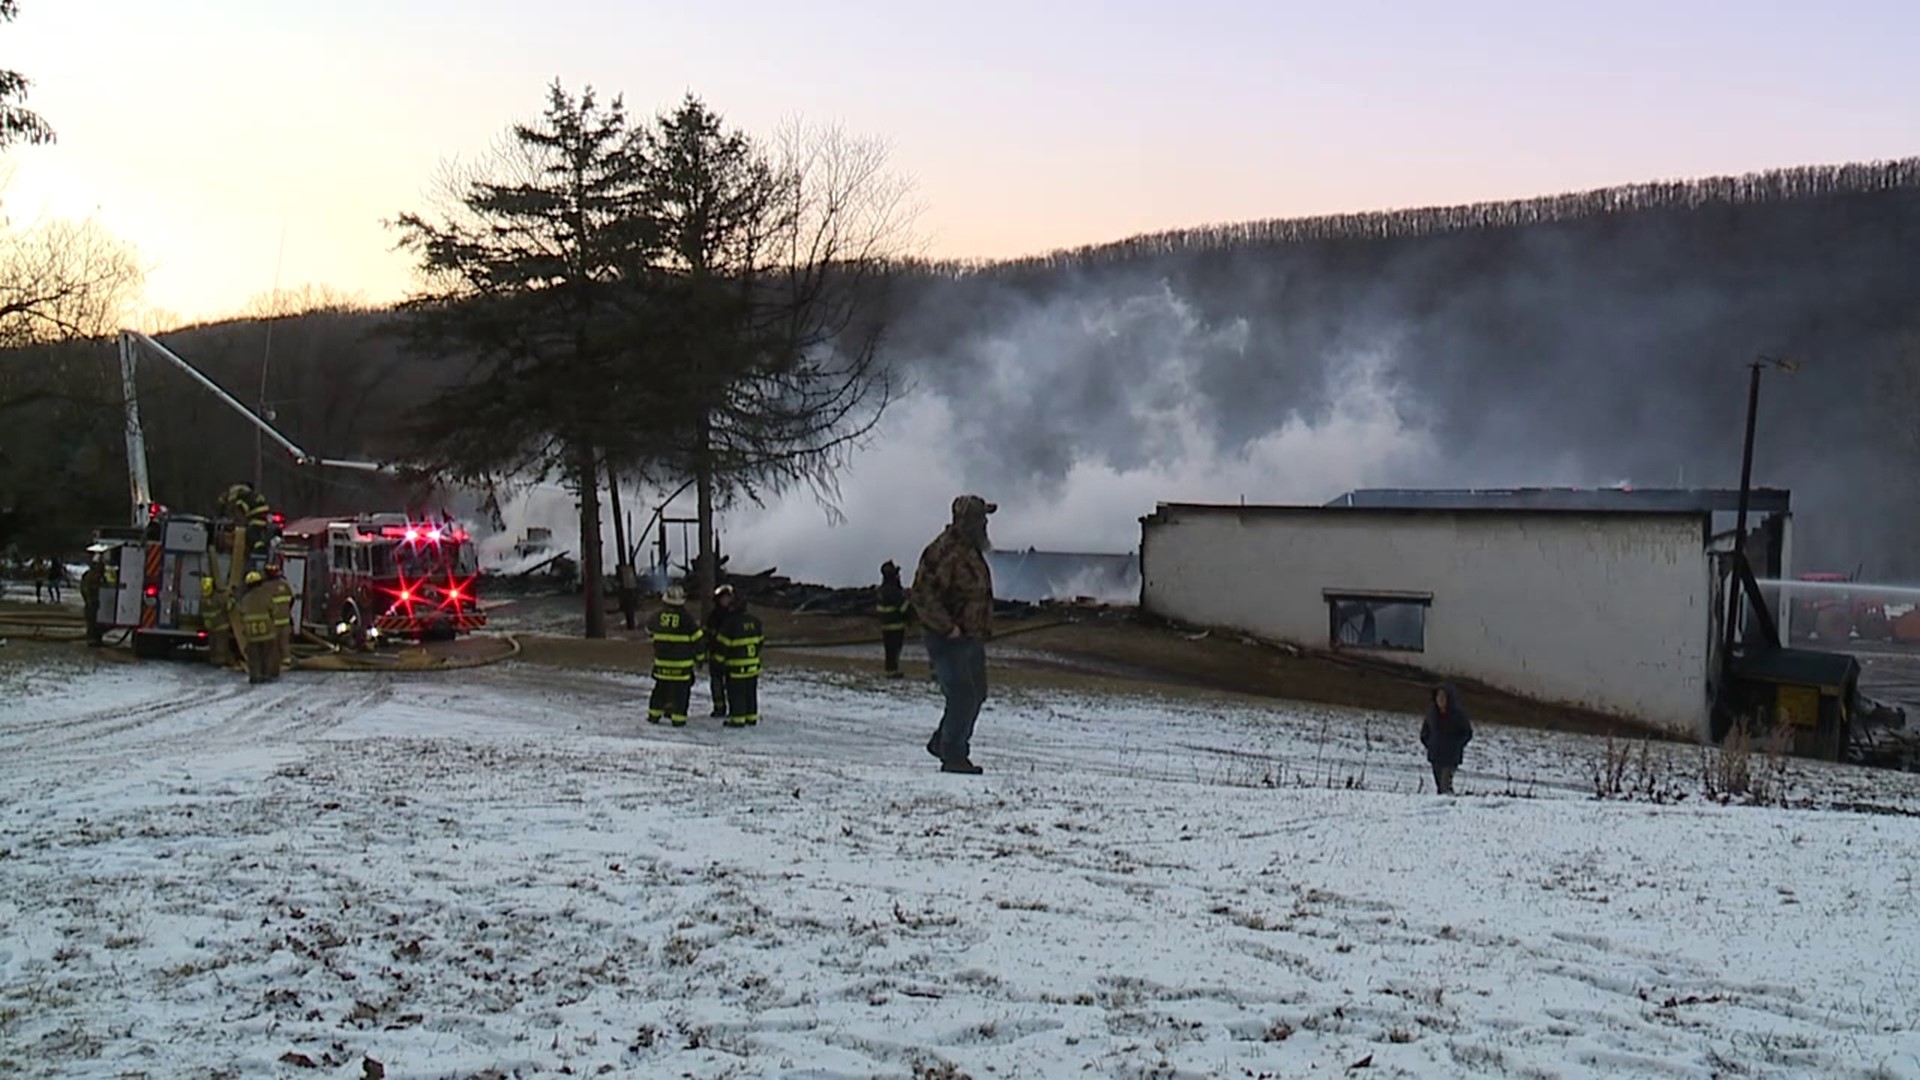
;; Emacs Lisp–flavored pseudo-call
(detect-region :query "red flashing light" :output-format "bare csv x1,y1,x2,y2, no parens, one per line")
397,589,413,603
144,585,159,598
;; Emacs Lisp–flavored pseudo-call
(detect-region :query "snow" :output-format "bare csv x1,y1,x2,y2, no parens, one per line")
4,650,1920,1079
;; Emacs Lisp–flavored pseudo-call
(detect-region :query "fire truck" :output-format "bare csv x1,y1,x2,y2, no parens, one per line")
87,501,285,658
86,331,488,659
280,513,484,647
1789,571,1891,643
89,504,213,657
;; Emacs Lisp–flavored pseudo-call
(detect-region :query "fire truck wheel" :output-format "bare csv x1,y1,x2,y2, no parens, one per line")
336,601,372,652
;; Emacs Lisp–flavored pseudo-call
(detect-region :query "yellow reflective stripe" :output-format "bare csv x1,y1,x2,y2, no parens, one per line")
652,630,701,643
716,635,765,648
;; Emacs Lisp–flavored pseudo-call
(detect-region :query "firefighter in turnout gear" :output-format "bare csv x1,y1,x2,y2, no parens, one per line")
202,573,234,668
80,554,106,647
877,560,910,678
266,565,296,672
704,584,737,717
715,594,766,728
647,584,704,726
219,482,274,556
236,571,280,683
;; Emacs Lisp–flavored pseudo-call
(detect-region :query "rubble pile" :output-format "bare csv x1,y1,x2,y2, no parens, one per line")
475,562,1140,621
727,567,1138,621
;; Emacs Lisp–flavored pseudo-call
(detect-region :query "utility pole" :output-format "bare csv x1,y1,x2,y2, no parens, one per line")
255,223,288,493
1714,355,1798,738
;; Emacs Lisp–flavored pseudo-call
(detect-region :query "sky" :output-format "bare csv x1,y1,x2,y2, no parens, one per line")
4,0,1917,324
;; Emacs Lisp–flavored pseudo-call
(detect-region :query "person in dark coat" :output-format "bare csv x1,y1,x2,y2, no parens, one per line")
646,584,703,726
1420,682,1472,794
714,595,765,729
704,584,736,717
876,560,910,678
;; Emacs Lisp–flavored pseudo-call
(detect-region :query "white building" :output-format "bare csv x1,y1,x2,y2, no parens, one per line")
1138,489,1792,737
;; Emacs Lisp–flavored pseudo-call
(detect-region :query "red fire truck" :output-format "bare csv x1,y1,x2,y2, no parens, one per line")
279,512,484,647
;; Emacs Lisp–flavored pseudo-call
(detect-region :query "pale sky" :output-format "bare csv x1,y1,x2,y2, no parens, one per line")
5,0,1916,323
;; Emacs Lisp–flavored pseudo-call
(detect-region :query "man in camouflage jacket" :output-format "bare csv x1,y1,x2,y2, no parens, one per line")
912,494,996,774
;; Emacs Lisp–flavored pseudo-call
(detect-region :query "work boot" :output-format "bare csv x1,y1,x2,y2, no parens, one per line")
646,715,662,726
940,758,983,775
725,718,747,729
670,718,687,728
926,732,942,759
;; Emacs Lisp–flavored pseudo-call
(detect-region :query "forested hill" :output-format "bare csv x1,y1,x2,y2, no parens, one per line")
884,157,1920,576
6,157,1918,573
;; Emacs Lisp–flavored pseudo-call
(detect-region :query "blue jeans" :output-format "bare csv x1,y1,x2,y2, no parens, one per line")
924,631,987,761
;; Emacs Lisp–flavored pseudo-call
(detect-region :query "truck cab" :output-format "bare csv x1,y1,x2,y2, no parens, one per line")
280,513,484,646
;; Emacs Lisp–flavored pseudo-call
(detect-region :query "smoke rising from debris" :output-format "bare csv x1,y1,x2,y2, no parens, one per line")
482,280,1448,590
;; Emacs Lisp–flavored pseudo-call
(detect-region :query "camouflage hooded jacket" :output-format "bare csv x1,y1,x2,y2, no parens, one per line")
911,525,994,639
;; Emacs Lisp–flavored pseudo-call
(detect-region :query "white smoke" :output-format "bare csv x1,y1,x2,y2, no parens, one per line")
1036,563,1144,606
474,281,1438,589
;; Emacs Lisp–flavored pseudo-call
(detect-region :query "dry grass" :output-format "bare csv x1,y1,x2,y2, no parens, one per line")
1590,723,1796,806
1702,722,1795,804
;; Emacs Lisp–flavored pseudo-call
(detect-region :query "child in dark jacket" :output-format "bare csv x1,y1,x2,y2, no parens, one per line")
1420,682,1472,795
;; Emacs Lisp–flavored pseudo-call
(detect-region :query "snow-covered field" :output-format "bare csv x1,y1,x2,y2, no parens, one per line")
4,647,1920,1080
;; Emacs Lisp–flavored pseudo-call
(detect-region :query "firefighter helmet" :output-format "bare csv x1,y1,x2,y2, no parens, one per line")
245,570,264,586
664,584,687,606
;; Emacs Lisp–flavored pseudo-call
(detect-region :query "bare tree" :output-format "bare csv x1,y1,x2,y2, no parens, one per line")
643,98,921,603
0,216,144,347
236,282,373,321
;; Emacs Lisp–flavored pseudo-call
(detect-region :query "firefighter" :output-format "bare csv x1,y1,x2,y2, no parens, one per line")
617,562,640,631
220,482,274,556
266,565,296,672
646,584,703,726
79,554,105,647
715,591,766,728
877,560,910,679
235,570,279,683
202,574,234,668
704,584,737,717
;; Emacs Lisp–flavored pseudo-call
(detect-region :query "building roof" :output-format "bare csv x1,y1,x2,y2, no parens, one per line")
1327,487,1791,514
1146,501,1714,523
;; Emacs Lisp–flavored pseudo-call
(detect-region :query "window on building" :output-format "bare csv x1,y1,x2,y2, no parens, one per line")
1324,590,1431,653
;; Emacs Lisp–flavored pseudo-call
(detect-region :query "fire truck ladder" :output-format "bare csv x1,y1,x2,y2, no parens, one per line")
117,329,391,525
